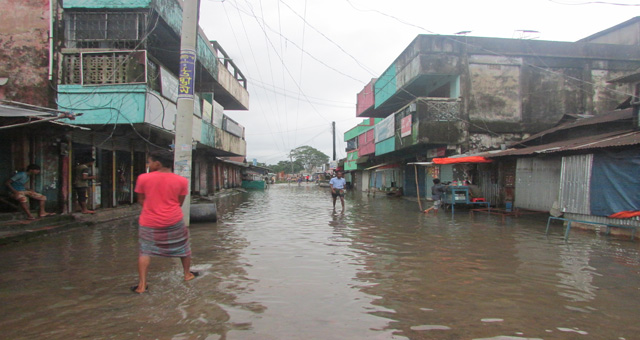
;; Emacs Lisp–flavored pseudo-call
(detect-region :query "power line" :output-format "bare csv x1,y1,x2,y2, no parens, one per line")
549,0,640,5
278,0,378,77
248,77,357,105
234,0,333,123
294,0,309,148
246,117,357,136
250,81,355,108
224,1,290,153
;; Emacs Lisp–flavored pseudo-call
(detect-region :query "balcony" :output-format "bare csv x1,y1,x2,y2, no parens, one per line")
62,4,248,111
394,97,466,148
209,41,249,110
57,51,247,156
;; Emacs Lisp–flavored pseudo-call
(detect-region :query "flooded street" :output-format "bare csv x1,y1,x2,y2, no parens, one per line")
1,184,640,339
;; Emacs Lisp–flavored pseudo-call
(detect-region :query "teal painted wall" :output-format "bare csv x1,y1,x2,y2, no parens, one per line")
201,123,216,148
57,84,147,125
153,0,182,39
197,34,218,79
344,150,359,171
375,138,395,156
374,64,397,108
63,0,151,8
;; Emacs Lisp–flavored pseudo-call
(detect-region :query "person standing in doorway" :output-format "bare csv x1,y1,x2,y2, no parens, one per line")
424,178,448,216
5,164,55,220
74,157,97,214
329,171,347,211
131,150,197,294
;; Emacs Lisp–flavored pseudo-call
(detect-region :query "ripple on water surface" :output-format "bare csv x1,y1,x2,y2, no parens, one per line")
1,184,640,339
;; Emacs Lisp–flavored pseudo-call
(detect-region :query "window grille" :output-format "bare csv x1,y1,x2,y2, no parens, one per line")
61,51,147,85
65,12,148,49
424,100,461,121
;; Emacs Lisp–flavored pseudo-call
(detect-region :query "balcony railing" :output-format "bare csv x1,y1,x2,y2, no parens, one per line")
417,97,461,121
61,51,148,85
210,41,247,90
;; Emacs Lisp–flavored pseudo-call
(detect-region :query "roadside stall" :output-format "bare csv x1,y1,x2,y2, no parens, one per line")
408,156,492,215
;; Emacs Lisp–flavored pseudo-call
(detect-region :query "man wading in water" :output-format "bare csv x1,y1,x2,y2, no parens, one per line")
329,171,347,212
131,150,198,294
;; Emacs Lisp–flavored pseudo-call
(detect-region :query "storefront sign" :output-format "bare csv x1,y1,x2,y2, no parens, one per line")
401,114,412,137
193,94,201,117
202,99,213,124
375,113,395,142
427,147,446,158
160,67,178,102
213,101,224,128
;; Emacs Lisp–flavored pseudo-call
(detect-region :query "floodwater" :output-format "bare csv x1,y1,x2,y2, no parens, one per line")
1,184,640,340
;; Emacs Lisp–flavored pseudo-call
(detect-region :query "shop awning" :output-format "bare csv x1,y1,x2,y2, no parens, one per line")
432,156,493,164
365,162,403,170
407,162,434,166
0,100,88,130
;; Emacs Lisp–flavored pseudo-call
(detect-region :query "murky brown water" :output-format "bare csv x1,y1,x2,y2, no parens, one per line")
1,183,640,339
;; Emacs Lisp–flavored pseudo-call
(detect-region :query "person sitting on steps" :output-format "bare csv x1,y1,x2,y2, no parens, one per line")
5,164,55,220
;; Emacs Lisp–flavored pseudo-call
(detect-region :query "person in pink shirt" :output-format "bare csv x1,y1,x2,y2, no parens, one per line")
131,150,197,294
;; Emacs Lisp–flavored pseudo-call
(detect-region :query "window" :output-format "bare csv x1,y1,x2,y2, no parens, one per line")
65,12,148,49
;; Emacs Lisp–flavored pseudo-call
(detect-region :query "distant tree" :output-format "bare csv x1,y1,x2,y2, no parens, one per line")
290,146,329,171
270,159,304,174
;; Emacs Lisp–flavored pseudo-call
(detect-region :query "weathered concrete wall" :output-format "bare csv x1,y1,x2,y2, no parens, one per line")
380,35,640,137
468,55,522,129
214,126,246,156
0,0,51,106
216,59,249,109
469,132,528,152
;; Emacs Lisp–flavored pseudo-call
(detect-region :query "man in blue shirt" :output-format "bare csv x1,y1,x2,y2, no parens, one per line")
5,164,54,220
329,171,347,211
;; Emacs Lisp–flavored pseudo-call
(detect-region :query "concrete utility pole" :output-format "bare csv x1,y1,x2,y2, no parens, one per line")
290,151,294,174
332,121,336,161
174,0,199,224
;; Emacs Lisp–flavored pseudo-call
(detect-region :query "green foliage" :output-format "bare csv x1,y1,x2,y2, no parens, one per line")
270,159,304,174
290,146,329,171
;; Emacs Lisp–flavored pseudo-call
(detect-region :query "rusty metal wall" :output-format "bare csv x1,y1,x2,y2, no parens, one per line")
477,164,501,206
559,154,593,215
515,157,561,211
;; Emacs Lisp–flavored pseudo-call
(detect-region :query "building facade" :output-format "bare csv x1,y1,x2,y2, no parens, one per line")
0,0,250,214
344,23,640,200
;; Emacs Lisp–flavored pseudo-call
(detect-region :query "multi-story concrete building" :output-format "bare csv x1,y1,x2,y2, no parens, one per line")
345,19,640,198
0,0,249,214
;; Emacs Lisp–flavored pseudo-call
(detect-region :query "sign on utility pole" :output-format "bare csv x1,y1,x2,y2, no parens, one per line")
174,0,199,224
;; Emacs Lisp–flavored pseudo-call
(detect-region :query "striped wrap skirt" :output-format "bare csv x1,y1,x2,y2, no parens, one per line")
138,220,191,257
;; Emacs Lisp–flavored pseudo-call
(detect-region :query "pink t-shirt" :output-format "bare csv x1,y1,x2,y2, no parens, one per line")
135,171,189,227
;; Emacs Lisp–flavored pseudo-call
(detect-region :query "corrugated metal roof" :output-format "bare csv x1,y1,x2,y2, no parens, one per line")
577,16,640,42
0,104,55,117
486,130,640,157
510,109,633,147
608,69,640,84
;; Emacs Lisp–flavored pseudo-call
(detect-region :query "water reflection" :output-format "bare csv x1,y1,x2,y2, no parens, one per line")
0,184,639,339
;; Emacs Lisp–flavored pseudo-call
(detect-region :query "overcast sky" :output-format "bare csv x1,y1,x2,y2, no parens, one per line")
198,0,638,165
